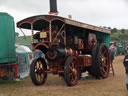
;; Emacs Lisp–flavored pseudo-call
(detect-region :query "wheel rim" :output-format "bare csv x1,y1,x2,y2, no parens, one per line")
68,58,78,85
99,45,110,77
34,59,47,84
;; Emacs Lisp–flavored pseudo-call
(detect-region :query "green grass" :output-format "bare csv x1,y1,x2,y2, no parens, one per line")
15,36,31,46
0,77,30,88
0,79,21,88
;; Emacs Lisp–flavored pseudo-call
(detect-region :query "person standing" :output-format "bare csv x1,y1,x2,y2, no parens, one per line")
123,51,128,90
109,43,115,63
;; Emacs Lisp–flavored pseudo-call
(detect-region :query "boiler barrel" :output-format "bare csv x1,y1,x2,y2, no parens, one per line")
46,47,79,62
46,48,66,62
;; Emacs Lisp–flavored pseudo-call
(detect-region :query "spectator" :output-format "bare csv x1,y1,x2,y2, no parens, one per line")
109,43,115,63
123,50,128,90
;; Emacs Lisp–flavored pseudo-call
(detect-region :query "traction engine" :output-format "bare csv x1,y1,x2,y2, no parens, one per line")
17,0,111,86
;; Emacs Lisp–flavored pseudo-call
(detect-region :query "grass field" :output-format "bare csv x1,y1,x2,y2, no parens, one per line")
15,36,31,46
0,56,127,96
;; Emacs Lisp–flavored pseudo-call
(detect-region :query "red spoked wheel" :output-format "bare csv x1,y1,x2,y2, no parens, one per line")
99,44,110,78
92,43,110,78
30,57,47,86
64,56,79,86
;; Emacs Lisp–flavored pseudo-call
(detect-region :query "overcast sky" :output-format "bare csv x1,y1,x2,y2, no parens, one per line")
0,0,128,35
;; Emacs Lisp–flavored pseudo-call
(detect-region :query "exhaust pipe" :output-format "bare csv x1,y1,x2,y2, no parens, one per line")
49,0,58,15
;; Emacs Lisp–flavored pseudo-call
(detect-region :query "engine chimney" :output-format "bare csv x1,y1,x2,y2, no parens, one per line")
49,0,58,15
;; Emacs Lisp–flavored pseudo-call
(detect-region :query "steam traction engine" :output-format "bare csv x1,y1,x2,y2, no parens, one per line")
17,14,111,86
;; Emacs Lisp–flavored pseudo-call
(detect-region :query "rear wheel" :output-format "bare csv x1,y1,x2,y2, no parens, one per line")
64,56,79,86
92,43,110,78
30,57,47,86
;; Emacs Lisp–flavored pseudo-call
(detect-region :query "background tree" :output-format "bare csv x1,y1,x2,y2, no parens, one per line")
111,28,118,34
108,27,111,30
121,29,125,34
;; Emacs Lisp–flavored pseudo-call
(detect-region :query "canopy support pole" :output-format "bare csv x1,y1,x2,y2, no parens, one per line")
49,22,52,42
31,24,34,43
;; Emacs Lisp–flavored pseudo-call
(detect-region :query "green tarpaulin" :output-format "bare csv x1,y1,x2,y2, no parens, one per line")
0,12,16,64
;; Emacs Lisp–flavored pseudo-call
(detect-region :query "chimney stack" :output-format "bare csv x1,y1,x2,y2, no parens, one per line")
49,0,58,15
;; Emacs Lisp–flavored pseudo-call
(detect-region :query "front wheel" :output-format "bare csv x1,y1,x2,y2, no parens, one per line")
30,57,47,86
64,56,79,86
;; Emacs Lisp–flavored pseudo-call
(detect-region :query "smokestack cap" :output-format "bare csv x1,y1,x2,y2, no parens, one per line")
49,0,58,15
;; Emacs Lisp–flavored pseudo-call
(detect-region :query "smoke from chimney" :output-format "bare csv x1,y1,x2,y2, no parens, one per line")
49,0,58,15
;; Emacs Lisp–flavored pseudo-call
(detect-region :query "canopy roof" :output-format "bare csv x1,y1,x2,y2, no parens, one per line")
17,15,111,34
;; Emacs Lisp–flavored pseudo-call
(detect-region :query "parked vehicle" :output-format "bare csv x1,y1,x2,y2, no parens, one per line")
16,44,33,79
116,42,125,55
0,12,31,80
17,0,111,86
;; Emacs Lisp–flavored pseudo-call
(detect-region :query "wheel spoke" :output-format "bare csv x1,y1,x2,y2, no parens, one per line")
69,72,73,76
69,66,73,71
40,74,44,82
35,68,37,72
102,49,107,55
71,62,74,68
35,74,40,82
37,62,39,69
39,61,42,68
103,64,108,68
